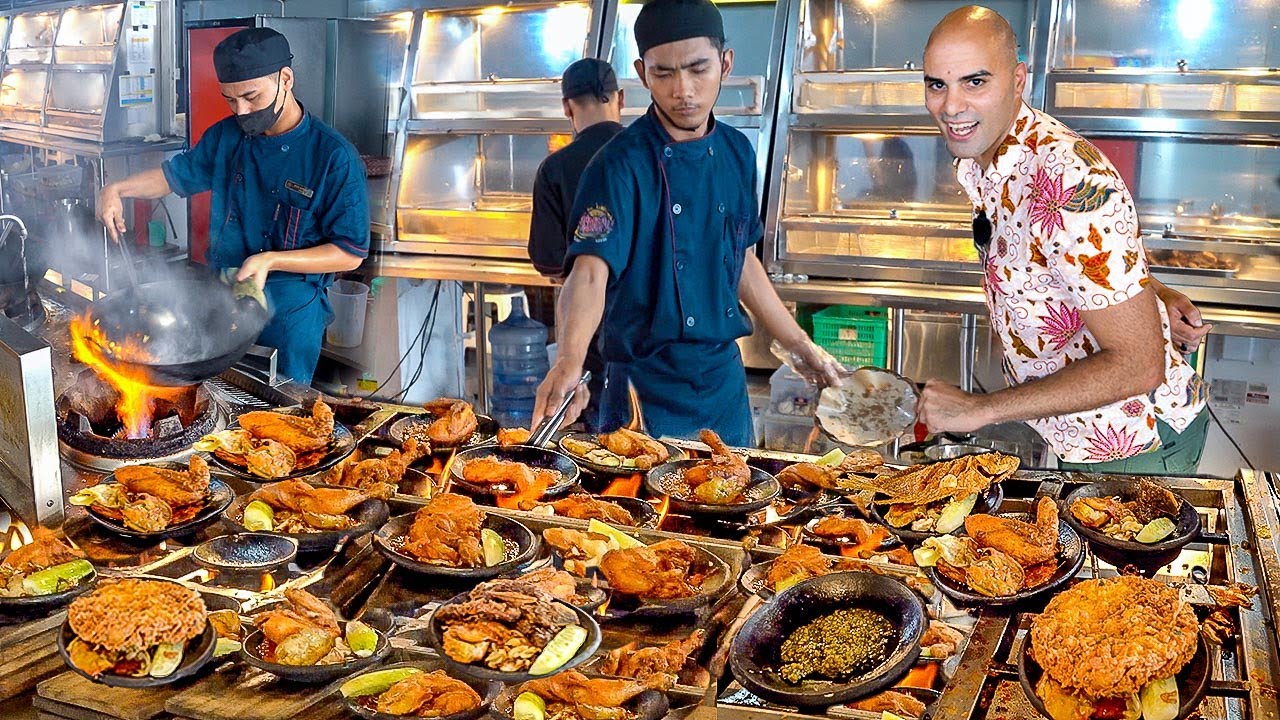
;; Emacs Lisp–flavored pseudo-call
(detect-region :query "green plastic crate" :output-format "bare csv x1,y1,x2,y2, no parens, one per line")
811,305,889,368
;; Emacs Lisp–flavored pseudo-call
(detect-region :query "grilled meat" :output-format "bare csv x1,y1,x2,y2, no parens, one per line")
1030,576,1198,700
767,545,833,589
600,629,705,680
965,496,1060,566
1132,479,1181,524
403,493,485,567
434,585,576,672
477,568,582,605
249,479,371,517
777,462,840,491
497,428,531,447
461,456,559,500
120,494,173,533
873,452,1018,506
599,539,701,600
331,438,428,500
851,690,928,719
599,428,670,470
422,398,478,448
547,496,634,525
238,401,335,453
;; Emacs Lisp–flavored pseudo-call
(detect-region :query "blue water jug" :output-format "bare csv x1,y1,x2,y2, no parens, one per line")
488,297,549,428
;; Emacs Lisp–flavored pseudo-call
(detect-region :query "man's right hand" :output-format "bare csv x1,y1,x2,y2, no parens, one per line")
532,360,590,431
96,184,126,242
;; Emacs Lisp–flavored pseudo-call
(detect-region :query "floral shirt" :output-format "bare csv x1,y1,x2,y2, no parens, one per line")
957,104,1207,463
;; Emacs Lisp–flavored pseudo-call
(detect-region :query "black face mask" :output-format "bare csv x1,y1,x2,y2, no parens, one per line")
236,72,285,136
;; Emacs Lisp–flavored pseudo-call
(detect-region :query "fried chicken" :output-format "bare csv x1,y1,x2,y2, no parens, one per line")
114,455,210,507
498,428,531,447
777,462,840,491
0,526,84,574
600,629,705,680
461,456,559,499
249,479,371,516
1030,576,1198,700
600,428,669,470
543,528,614,573
965,495,1059,566
766,545,834,589
121,494,173,533
67,579,206,656
403,493,485,567
477,568,581,605
1132,478,1181,524
521,670,672,709
599,539,700,599
874,452,1019,506
423,398,478,447
851,691,928,719
682,429,751,504
238,401,335,453
547,495,635,525
375,670,482,717
921,620,965,659
331,439,428,500
197,429,298,478
811,516,880,541
937,546,1024,597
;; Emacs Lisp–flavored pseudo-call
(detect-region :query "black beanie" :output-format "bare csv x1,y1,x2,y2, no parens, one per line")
214,28,293,83
634,0,725,58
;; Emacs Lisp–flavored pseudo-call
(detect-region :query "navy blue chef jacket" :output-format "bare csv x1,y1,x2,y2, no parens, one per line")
162,110,370,385
564,106,760,446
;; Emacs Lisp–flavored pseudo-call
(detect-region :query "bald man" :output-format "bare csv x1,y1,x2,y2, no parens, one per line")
915,6,1210,474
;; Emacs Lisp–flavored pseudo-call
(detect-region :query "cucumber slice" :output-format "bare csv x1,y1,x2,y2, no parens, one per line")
213,638,242,659
528,624,588,675
481,528,507,567
513,692,546,720
587,519,644,550
340,667,424,698
21,559,94,596
149,642,185,678
935,492,979,534
242,500,274,532
1140,676,1179,720
815,448,846,467
1136,517,1176,544
345,620,378,658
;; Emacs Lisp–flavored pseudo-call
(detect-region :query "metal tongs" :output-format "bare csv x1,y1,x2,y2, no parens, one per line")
528,371,592,448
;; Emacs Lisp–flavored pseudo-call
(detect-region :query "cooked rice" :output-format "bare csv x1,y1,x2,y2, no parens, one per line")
68,578,207,652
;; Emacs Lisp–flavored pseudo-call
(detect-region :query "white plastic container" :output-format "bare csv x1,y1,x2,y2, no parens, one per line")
326,280,369,348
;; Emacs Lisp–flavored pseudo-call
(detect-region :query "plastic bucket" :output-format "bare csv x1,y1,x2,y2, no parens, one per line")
326,280,369,348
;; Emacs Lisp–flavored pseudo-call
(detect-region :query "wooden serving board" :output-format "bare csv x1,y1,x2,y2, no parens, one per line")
0,613,66,700
164,662,346,720
35,671,182,720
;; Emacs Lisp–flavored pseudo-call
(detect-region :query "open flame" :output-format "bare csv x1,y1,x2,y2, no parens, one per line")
438,450,458,492
653,495,670,527
602,473,642,497
495,472,552,511
69,314,187,439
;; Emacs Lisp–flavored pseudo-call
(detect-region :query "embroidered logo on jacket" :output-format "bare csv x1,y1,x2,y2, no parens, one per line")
573,205,614,242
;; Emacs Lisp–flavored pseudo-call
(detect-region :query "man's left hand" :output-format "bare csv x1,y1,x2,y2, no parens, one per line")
236,252,277,291
917,379,993,434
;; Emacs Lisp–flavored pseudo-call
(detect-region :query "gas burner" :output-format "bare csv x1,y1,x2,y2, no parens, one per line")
56,370,226,472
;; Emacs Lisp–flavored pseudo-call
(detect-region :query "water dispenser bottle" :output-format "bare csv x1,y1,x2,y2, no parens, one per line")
488,297,549,428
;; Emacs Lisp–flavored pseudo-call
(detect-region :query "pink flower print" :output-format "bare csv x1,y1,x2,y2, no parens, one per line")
984,257,1004,296
1121,399,1144,417
1083,423,1148,462
1038,303,1083,351
1028,167,1073,236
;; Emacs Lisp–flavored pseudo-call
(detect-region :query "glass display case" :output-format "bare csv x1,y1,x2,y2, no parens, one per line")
767,0,1040,284
1044,0,1280,135
0,2,168,144
388,0,607,258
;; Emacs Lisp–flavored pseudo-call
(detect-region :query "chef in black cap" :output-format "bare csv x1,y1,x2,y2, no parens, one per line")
526,58,624,430
97,27,369,385
531,0,842,444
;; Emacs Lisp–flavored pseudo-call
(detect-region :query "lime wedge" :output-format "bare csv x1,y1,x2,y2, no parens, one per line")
21,559,93,596
213,638,242,658
1140,676,1178,720
883,713,908,720
1136,517,1176,544
528,624,588,675
340,667,424,698
815,448,846,467
587,519,644,550
513,692,547,720
345,620,378,658
481,528,507,567
242,500,274,531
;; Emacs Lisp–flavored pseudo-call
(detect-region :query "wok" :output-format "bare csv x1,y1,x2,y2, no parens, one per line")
85,278,270,387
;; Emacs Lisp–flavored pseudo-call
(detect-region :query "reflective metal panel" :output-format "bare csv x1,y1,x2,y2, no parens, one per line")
7,11,58,65
54,3,123,65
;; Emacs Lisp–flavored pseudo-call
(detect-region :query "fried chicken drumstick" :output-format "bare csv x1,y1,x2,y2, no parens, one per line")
423,398,479,447
682,430,751,504
238,401,335,453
